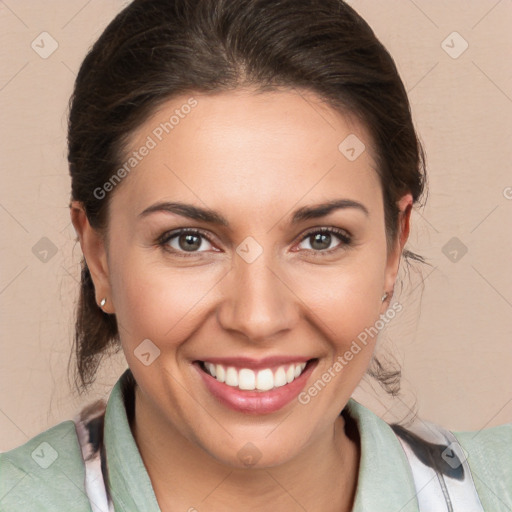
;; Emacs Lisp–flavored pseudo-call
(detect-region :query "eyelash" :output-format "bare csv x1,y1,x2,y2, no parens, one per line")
156,227,352,258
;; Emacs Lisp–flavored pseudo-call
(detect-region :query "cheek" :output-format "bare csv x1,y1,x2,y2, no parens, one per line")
108,250,224,347
291,258,387,407
290,256,385,344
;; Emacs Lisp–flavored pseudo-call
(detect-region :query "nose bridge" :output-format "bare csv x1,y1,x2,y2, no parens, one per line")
217,247,298,341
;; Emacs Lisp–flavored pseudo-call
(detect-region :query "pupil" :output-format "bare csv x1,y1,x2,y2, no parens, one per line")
179,234,201,251
311,233,331,250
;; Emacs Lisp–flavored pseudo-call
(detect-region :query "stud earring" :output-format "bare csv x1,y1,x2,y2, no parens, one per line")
99,298,107,308
381,292,388,302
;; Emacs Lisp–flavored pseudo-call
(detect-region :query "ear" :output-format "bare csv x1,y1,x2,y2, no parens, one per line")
382,193,413,306
70,201,115,314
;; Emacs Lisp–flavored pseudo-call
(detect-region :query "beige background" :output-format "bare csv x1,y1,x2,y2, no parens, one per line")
1,0,511,451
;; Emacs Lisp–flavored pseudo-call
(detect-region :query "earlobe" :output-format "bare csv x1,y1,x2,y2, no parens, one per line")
70,201,114,313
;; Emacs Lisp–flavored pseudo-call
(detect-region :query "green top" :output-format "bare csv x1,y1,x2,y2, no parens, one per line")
1,370,511,511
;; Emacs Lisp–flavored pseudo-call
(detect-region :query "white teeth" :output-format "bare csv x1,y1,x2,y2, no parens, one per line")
206,362,216,378
239,369,256,390
225,367,238,387
256,369,274,391
203,361,309,391
274,366,287,388
216,364,225,383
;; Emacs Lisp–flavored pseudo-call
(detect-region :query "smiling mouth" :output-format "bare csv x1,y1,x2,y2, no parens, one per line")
198,359,316,392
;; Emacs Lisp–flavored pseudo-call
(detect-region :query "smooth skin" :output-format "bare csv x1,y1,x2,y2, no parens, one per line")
72,87,412,512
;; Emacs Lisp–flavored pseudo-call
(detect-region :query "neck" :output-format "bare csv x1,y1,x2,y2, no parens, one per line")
132,386,360,512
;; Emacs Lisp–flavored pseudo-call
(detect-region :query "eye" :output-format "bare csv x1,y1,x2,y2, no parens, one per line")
158,228,216,255
296,227,351,253
157,226,351,257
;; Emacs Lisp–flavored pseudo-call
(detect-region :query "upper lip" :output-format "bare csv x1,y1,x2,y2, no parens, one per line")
196,356,314,370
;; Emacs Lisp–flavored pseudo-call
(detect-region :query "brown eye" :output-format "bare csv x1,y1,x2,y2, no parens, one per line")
309,232,333,251
159,229,215,254
297,228,351,253
177,233,202,251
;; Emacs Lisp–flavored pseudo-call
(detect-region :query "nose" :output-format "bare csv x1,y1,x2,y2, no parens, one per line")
216,253,299,343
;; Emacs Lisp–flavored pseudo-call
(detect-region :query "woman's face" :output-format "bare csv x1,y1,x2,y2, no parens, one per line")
94,88,409,467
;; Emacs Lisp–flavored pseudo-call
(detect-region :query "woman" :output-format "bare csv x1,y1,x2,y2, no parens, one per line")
1,0,510,510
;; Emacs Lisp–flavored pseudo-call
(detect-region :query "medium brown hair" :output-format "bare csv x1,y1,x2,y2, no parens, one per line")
68,0,426,393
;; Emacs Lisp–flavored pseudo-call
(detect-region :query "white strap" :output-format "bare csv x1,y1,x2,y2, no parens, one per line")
74,406,114,512
393,420,484,512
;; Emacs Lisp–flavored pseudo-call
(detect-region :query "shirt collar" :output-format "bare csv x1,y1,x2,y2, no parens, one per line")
104,369,161,511
104,370,419,511
346,399,419,511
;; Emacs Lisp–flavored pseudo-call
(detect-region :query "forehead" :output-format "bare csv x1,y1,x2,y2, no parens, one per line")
113,88,382,219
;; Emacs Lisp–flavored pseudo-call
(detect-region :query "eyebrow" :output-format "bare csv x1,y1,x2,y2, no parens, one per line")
291,199,369,222
138,199,369,226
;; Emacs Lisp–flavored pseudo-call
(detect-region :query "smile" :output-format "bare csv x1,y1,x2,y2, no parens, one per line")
195,357,317,414
201,361,308,391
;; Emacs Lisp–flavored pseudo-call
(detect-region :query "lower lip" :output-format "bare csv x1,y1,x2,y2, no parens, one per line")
195,361,317,415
